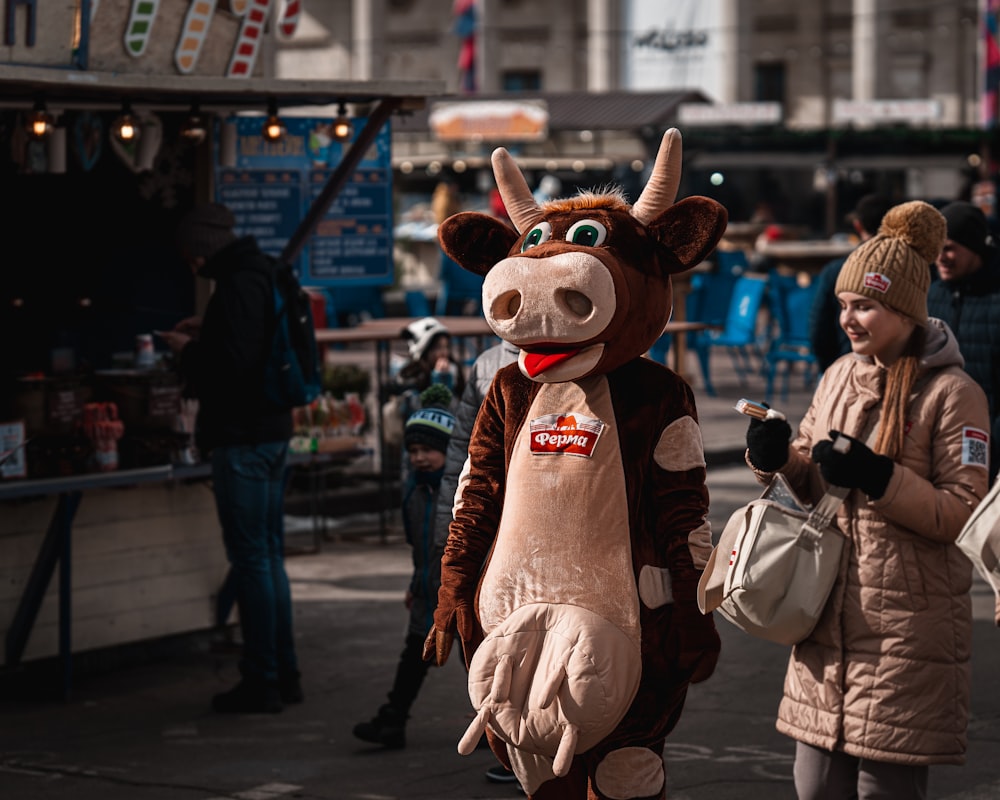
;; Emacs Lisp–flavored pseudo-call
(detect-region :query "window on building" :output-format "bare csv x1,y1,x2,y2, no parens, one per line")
890,55,927,98
502,70,542,92
754,14,799,34
755,62,786,104
825,13,852,31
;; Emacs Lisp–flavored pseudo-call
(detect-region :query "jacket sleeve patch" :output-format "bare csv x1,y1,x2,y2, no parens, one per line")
687,520,713,570
962,427,989,469
653,415,706,472
637,564,674,608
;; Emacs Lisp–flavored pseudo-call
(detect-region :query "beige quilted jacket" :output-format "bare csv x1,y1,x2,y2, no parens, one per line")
754,319,990,765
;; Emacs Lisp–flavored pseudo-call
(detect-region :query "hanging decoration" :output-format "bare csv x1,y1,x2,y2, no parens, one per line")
226,0,273,77
109,111,163,173
72,111,104,172
124,0,161,57
276,0,300,40
137,138,194,209
452,0,477,93
104,0,308,75
175,0,218,73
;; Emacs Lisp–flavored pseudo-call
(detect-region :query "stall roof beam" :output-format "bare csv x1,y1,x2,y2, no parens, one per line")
0,65,443,112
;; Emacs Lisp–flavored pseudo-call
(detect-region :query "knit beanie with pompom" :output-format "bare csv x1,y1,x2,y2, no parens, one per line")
834,200,946,325
404,385,456,454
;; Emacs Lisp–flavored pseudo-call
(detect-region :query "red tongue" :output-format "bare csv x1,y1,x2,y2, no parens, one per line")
523,349,581,377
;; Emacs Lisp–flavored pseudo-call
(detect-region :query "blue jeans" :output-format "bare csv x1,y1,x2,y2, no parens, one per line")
211,441,297,683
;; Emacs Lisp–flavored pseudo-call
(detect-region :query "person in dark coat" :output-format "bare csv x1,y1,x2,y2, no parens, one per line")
159,203,301,714
929,201,1000,481
353,385,457,748
809,194,894,372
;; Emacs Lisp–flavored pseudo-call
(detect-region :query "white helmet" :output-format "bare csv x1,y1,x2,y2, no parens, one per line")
403,316,449,360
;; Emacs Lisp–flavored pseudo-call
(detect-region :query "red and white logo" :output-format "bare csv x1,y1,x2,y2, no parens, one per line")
962,426,989,469
863,272,891,293
529,413,605,457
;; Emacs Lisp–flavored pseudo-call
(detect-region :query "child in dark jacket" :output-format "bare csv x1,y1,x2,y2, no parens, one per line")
353,385,457,748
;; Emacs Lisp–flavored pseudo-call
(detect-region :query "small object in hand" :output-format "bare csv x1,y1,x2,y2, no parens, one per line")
811,430,892,498
831,433,851,454
735,398,786,421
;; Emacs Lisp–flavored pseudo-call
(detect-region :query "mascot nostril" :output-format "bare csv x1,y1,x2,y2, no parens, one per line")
491,290,522,321
428,128,728,800
560,289,593,320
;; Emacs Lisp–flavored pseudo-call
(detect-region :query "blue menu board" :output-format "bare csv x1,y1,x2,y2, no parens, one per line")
215,117,393,286
308,168,392,280
217,170,302,257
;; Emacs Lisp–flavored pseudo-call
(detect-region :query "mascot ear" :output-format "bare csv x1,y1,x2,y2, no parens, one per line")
647,197,728,274
439,212,519,277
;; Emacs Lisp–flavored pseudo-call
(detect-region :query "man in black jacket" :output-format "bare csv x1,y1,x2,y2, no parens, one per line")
929,201,1000,482
159,203,301,713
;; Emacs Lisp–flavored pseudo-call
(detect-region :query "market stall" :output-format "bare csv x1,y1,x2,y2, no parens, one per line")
0,28,442,690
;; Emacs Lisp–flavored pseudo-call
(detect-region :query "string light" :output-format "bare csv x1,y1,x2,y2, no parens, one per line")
262,99,285,142
180,102,208,145
112,101,141,143
27,99,54,140
332,102,353,142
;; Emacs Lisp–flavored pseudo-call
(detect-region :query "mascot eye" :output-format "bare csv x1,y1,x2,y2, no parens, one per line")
521,222,552,252
565,219,607,247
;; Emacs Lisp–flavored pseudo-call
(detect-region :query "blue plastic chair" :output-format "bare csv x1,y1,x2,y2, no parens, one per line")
436,253,485,317
764,274,820,402
647,270,741,365
715,248,749,275
692,274,768,395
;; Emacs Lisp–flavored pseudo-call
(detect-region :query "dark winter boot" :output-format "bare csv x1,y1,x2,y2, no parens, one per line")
211,678,283,714
279,669,304,704
352,704,406,748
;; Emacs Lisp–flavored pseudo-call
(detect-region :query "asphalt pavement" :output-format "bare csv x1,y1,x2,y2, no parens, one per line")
2,364,998,800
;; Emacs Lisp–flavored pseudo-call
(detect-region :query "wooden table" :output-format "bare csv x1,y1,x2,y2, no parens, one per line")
318,315,712,391
659,320,713,379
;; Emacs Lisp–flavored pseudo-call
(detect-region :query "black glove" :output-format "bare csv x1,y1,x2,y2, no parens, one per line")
811,430,894,499
746,412,792,472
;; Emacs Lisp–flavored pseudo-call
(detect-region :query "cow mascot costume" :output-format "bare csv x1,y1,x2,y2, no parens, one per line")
424,129,726,800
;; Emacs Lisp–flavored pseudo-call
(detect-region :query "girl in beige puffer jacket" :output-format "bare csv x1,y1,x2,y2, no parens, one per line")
745,201,990,800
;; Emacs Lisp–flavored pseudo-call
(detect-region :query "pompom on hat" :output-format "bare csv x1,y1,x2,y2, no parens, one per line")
835,200,946,325
402,317,449,361
404,385,456,453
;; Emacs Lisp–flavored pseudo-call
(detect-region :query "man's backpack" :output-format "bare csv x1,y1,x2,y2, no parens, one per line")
264,261,322,410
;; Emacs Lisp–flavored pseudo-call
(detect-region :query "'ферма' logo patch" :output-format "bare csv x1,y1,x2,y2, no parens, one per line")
863,272,891,293
529,413,605,457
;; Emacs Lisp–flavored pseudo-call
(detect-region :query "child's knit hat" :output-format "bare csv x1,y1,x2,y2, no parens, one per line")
835,200,946,325
404,385,456,453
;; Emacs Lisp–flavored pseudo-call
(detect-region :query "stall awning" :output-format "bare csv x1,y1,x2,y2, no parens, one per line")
0,65,446,267
392,89,710,135
0,64,443,112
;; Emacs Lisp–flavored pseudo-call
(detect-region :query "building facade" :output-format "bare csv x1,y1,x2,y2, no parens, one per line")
277,0,986,229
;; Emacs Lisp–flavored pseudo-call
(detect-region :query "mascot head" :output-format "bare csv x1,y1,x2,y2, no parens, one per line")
437,129,727,382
